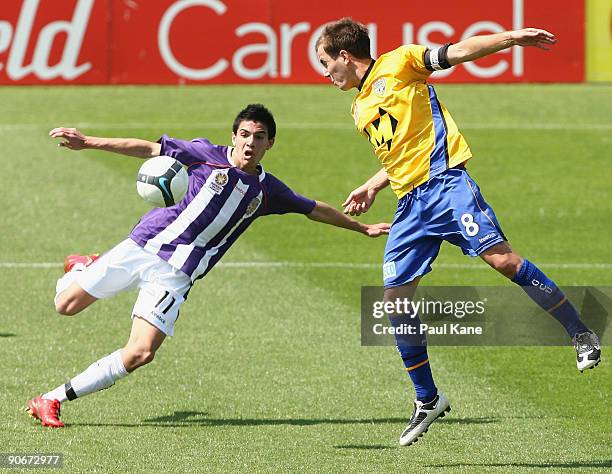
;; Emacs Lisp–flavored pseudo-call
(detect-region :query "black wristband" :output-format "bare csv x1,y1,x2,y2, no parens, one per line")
424,43,453,71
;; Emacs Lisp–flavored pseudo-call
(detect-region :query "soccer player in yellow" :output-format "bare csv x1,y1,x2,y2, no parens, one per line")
316,18,601,447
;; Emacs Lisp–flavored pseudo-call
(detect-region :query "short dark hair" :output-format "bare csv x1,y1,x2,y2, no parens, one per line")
232,104,276,139
316,17,371,60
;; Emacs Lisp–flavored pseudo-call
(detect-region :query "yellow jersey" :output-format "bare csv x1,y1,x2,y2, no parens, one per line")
351,45,472,198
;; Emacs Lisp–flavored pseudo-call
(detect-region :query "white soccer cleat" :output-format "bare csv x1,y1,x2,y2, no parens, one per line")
399,392,450,447
573,331,601,372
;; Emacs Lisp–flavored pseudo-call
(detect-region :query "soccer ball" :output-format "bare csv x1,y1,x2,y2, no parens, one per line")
136,156,188,207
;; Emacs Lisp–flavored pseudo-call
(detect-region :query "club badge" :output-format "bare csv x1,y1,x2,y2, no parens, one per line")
245,197,261,217
207,169,229,195
373,78,386,97
215,172,228,186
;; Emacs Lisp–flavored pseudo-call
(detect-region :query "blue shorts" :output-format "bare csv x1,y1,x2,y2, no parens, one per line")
383,167,506,288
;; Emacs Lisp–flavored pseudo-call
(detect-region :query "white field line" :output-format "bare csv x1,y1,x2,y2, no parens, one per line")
0,122,611,131
1,262,611,270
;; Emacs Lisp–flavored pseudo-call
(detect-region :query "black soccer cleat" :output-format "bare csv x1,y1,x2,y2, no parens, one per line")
399,392,450,447
573,330,601,372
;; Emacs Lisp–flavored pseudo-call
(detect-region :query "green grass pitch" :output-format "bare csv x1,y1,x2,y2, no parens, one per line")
0,84,610,472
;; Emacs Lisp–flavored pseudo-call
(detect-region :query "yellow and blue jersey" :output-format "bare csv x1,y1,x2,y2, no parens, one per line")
352,45,472,199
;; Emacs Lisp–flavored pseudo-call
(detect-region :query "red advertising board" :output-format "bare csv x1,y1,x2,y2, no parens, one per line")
0,0,585,85
0,0,109,84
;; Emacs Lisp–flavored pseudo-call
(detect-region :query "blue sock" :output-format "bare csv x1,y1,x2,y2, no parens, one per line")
389,313,437,403
512,259,588,338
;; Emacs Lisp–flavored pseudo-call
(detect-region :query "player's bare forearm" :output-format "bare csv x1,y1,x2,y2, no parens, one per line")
49,127,161,158
84,136,161,158
447,28,556,65
342,168,389,216
307,201,390,237
364,168,390,193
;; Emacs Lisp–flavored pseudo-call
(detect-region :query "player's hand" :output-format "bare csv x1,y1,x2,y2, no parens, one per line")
510,28,556,50
49,127,88,150
342,185,377,216
365,222,390,238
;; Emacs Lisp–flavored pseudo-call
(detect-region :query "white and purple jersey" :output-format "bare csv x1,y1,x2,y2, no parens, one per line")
130,135,316,281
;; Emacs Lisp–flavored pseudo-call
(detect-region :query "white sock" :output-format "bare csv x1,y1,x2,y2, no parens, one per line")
42,385,68,403
42,350,128,403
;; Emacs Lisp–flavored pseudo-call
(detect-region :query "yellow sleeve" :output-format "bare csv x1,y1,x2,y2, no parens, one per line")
398,44,431,79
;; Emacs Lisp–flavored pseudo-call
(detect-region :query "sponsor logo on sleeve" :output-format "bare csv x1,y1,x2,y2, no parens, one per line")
478,232,497,244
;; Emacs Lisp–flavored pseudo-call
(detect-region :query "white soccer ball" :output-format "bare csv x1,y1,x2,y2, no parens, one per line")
136,156,188,207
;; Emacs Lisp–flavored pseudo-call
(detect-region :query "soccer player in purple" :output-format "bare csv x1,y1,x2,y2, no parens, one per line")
26,104,390,428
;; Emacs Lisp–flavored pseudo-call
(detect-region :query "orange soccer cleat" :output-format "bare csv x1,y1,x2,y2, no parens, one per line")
63,253,99,273
26,396,65,428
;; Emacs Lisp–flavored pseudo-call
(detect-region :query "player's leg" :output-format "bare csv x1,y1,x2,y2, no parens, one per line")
442,168,600,371
385,278,452,447
28,316,165,428
29,285,182,428
50,316,165,400
385,277,435,402
383,191,450,446
54,254,101,315
28,345,129,428
476,241,521,278
28,283,181,428
121,316,166,372
54,282,98,316
54,241,144,317
118,260,189,373
50,315,165,397
480,242,600,371
27,240,177,427
480,242,588,336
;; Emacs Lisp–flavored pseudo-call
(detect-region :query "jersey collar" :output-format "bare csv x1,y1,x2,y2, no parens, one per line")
357,59,375,91
227,146,266,182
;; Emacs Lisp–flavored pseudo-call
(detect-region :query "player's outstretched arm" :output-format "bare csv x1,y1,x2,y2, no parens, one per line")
49,127,161,158
446,28,557,66
307,201,390,237
342,168,389,216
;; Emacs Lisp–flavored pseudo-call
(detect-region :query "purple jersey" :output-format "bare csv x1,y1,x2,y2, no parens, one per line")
130,135,316,280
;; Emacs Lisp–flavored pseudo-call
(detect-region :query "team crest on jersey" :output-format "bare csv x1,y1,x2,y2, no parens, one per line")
245,197,261,217
215,172,228,186
373,78,386,97
207,169,229,195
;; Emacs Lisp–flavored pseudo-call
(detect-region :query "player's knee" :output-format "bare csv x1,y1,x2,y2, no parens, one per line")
55,287,96,316
138,349,155,366
54,296,78,316
489,254,522,279
123,346,156,370
134,350,155,369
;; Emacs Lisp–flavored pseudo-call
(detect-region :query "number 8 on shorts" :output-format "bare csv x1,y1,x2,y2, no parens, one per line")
460,213,480,237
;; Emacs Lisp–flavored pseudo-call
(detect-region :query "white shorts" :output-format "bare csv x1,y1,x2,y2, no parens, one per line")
76,238,192,336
